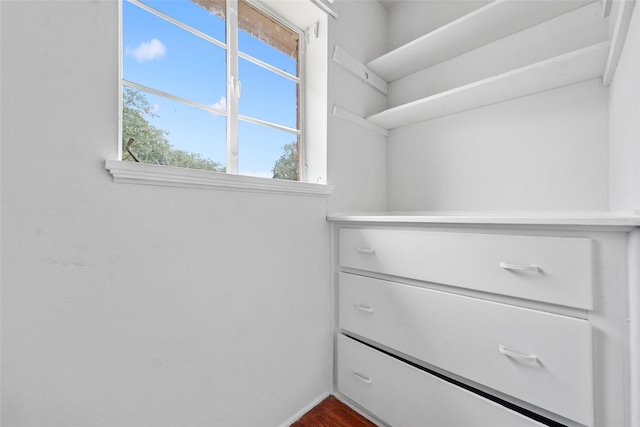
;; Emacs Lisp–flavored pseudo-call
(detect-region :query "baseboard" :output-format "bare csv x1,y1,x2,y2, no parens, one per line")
277,391,331,427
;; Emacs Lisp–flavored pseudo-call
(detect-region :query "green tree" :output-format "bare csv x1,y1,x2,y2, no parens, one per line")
122,88,224,172
272,141,298,181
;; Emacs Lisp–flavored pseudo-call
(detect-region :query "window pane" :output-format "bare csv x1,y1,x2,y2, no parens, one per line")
238,121,298,180
238,0,298,75
122,87,226,172
137,0,226,43
238,32,297,77
238,57,298,129
123,1,226,106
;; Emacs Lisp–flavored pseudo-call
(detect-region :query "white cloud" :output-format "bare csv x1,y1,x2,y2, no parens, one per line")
126,39,166,62
211,96,227,112
149,104,160,114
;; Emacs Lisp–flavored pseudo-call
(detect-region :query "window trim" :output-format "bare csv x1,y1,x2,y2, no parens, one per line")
116,0,328,190
105,160,333,196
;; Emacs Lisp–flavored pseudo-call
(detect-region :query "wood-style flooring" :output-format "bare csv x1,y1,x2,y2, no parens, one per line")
291,396,376,427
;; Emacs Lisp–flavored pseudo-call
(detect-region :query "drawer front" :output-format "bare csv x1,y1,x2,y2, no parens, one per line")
339,273,593,426
337,334,544,427
339,228,593,309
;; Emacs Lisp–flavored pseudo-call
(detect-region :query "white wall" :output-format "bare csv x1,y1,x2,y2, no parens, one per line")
609,3,640,213
0,1,332,425
327,0,388,213
386,0,489,52
385,1,610,212
387,79,609,211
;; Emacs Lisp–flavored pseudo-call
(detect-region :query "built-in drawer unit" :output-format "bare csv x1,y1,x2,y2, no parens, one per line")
337,334,545,427
339,273,593,426
339,228,593,309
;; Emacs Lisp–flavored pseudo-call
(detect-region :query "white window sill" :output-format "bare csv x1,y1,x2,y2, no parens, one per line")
105,160,333,197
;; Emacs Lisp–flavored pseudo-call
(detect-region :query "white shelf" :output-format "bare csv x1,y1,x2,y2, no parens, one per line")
367,0,595,83
327,211,640,227
367,0,594,82
367,42,609,130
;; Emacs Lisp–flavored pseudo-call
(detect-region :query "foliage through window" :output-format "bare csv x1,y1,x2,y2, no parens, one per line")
122,0,302,180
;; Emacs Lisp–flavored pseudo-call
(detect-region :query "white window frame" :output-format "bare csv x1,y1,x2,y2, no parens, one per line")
110,0,331,196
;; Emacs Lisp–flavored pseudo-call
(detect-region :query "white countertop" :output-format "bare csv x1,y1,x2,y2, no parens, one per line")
327,211,640,227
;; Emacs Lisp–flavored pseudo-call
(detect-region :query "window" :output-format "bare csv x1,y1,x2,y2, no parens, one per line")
121,0,304,181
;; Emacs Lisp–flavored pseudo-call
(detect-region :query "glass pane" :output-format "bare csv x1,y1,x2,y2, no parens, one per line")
238,0,298,76
138,0,226,43
238,57,298,129
238,121,298,180
238,32,297,77
123,1,226,106
122,87,226,172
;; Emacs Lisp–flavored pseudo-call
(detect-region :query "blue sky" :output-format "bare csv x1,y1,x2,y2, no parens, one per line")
122,0,299,177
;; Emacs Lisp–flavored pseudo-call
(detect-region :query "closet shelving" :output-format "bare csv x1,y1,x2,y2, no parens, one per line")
334,0,623,131
367,0,595,82
367,42,609,129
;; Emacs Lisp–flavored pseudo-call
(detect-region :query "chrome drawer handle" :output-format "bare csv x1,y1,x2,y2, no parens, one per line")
498,345,539,363
354,370,373,384
356,247,376,254
499,262,540,273
355,303,374,313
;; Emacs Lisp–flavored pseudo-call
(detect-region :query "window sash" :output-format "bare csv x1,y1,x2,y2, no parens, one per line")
128,0,227,49
226,0,239,173
122,0,304,179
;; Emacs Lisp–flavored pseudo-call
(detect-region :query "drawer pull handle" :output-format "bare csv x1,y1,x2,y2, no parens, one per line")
356,247,376,254
498,345,539,363
355,303,374,313
354,370,373,384
499,262,540,273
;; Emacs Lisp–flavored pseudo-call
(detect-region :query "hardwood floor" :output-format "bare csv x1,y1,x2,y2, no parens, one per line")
291,396,377,427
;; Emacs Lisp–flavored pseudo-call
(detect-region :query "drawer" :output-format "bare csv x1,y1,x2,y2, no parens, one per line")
337,334,544,427
339,273,593,426
339,228,593,309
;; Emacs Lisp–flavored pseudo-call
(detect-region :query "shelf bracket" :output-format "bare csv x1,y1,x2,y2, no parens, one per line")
333,106,388,137
333,46,388,95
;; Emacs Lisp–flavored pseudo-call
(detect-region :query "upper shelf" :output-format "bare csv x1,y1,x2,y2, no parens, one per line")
367,0,596,82
367,42,609,130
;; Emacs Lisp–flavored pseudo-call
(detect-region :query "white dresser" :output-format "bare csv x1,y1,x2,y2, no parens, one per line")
329,214,640,427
